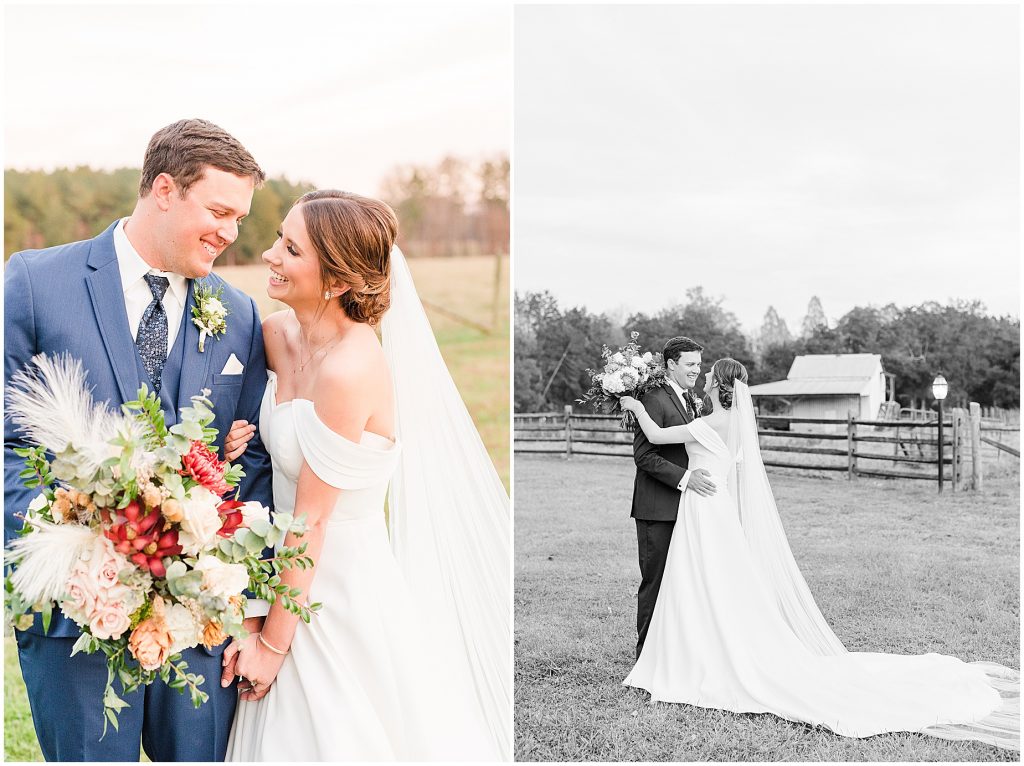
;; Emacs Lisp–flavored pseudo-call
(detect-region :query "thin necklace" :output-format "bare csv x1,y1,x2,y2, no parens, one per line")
298,328,341,371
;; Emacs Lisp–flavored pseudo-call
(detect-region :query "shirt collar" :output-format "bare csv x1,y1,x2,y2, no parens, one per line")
666,378,687,399
113,218,188,304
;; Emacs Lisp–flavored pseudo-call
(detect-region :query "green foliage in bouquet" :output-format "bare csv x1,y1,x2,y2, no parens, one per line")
4,356,319,739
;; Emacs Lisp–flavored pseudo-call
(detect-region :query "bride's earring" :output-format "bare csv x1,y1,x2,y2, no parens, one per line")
324,290,332,300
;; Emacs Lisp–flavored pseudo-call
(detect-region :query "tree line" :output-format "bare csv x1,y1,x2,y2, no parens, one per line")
5,155,509,263
515,290,1019,413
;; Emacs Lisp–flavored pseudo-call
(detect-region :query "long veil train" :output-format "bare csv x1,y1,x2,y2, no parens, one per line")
381,247,511,760
727,380,1019,751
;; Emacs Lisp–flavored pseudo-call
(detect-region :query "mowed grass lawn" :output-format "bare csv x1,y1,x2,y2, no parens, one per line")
4,256,508,761
514,456,1019,762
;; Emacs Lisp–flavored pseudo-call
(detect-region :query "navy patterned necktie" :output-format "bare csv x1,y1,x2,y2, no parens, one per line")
136,274,170,394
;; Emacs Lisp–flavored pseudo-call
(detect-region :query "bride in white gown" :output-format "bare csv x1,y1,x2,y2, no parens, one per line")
619,359,1018,752
221,191,510,760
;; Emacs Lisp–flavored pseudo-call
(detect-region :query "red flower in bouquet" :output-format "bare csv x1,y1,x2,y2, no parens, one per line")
181,441,231,496
101,501,182,578
217,499,245,537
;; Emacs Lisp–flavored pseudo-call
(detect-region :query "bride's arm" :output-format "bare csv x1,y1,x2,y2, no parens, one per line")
620,396,697,445
230,357,377,700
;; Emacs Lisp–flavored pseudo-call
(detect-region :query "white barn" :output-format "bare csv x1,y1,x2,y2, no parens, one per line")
749,354,892,425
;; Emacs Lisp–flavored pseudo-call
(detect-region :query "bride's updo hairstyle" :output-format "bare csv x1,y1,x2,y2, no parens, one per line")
296,190,397,325
711,358,749,410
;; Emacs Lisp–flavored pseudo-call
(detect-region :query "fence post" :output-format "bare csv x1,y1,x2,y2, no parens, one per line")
847,413,856,480
564,404,573,458
951,408,965,492
969,402,983,492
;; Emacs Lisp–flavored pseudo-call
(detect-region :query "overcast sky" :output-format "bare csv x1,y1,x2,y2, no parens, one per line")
515,4,1020,333
4,3,510,196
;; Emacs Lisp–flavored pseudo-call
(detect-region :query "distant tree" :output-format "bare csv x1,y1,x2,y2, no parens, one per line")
514,291,616,411
379,154,510,257
477,157,510,256
755,306,792,356
755,342,799,385
800,295,828,338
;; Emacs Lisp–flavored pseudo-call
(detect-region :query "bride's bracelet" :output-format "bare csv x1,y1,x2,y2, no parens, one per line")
258,632,290,656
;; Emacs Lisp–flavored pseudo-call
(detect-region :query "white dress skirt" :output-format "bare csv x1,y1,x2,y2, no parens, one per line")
624,418,1017,750
227,374,494,761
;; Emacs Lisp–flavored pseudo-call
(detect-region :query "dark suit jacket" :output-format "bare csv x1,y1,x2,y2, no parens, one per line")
630,384,706,522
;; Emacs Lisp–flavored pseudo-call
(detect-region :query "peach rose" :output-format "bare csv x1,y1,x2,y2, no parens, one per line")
128,597,173,671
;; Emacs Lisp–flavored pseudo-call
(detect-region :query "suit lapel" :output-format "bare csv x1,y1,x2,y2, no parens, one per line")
663,384,691,424
175,280,214,413
84,225,139,404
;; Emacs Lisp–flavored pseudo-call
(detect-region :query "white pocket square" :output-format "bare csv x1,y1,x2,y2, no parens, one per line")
220,354,244,375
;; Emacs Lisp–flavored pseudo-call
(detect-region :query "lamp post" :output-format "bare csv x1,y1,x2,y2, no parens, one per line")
933,374,948,493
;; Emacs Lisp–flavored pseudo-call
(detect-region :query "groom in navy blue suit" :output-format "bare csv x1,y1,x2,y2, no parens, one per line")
4,119,274,761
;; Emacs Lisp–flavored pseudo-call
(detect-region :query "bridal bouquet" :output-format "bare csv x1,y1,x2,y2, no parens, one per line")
4,354,318,735
577,331,666,430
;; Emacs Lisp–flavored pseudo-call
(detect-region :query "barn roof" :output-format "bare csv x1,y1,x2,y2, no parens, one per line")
748,378,872,396
788,353,882,379
749,354,882,397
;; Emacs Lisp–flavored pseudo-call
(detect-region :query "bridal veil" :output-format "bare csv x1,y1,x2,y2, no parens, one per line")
381,247,511,760
727,380,1019,751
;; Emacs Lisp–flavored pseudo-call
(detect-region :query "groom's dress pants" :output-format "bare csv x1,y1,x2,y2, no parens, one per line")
635,518,675,660
16,631,238,761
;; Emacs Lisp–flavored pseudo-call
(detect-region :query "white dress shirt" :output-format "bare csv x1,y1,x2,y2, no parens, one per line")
114,218,188,350
665,379,694,492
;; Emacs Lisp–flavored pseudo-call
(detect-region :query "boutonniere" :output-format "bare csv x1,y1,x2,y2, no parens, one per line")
693,395,704,416
191,280,229,353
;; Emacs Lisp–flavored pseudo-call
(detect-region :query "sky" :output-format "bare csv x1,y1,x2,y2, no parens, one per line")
4,3,510,196
514,4,1020,334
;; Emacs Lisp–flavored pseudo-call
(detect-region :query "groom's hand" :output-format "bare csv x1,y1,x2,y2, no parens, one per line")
221,616,265,686
687,469,717,497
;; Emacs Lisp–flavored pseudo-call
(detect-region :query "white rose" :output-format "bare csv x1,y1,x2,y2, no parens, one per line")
610,352,626,365
630,356,646,370
642,352,653,363
178,487,223,556
239,501,269,529
205,297,226,317
164,601,203,655
601,372,625,394
193,555,249,600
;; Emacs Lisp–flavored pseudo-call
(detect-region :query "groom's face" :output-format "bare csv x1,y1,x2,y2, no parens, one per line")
156,167,255,278
668,351,702,391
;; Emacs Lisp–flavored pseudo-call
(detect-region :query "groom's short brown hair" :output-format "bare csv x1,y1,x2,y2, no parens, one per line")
663,336,704,364
139,118,265,197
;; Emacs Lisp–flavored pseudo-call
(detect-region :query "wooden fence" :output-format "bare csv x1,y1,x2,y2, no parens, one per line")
514,405,1019,491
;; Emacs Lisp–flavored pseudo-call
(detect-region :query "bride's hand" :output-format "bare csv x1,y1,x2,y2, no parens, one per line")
224,420,256,461
233,632,287,702
619,396,642,414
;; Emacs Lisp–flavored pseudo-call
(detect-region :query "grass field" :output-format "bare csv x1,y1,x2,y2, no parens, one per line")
4,256,508,761
514,456,1019,762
